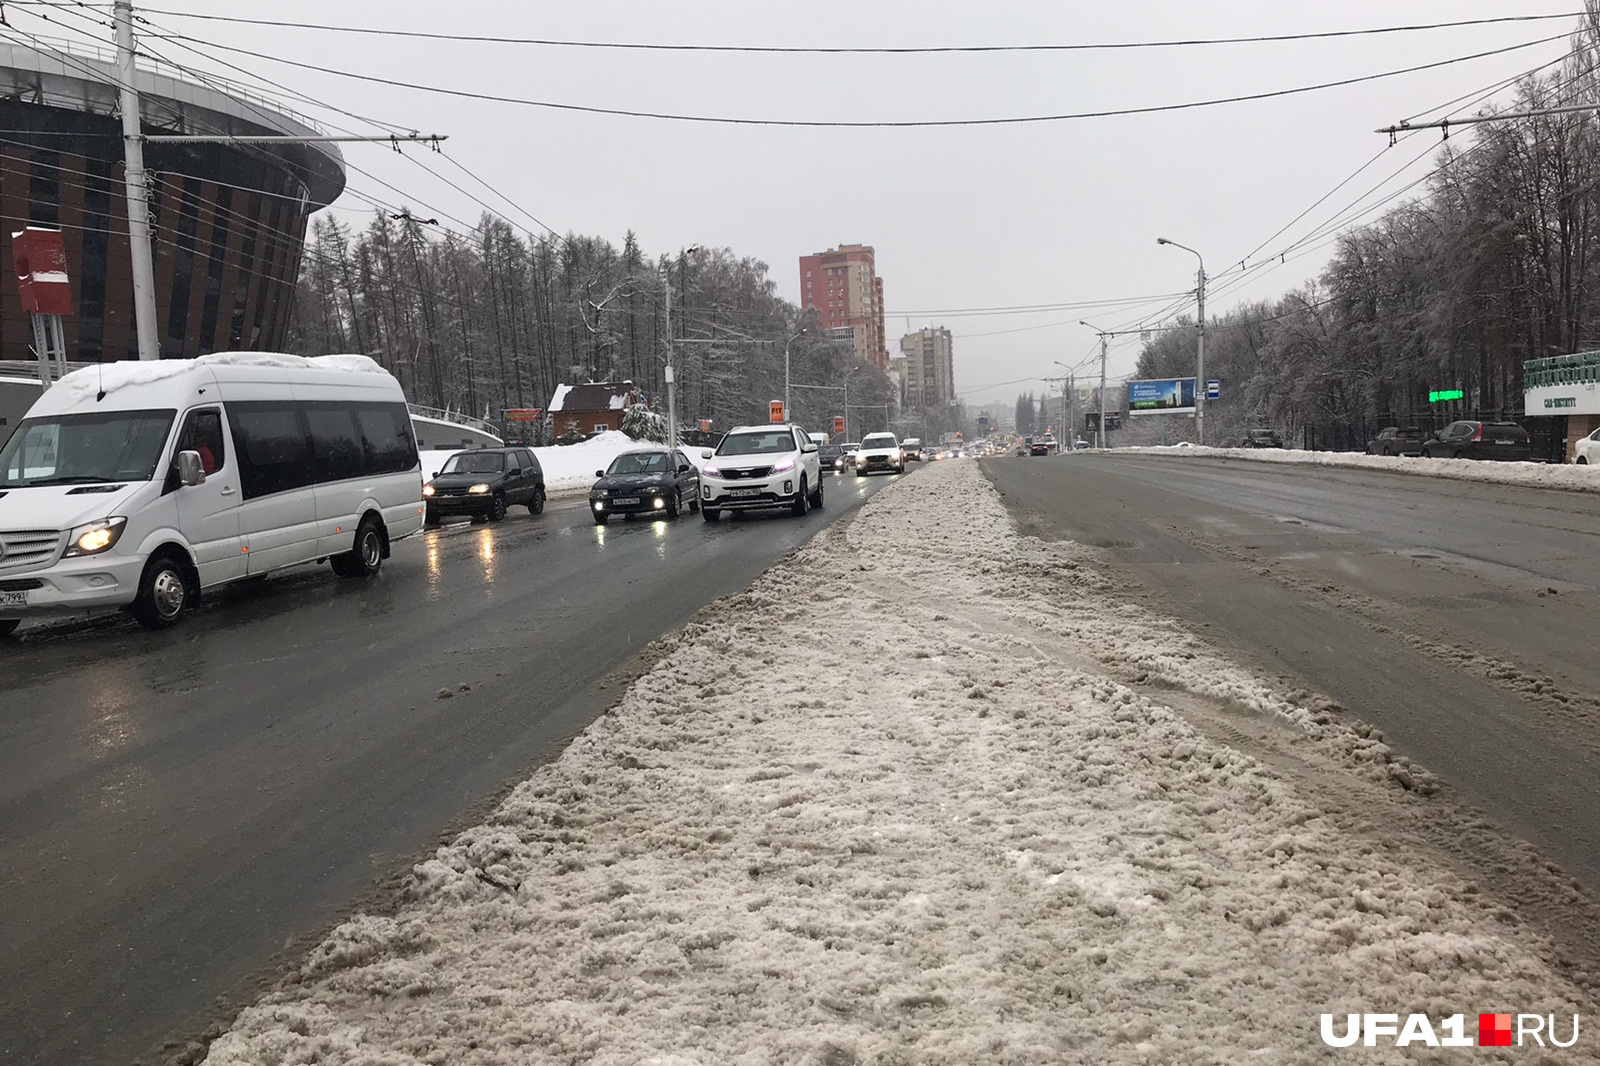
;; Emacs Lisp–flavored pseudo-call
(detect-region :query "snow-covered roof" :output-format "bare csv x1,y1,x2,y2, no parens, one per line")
547,381,637,413
50,352,388,406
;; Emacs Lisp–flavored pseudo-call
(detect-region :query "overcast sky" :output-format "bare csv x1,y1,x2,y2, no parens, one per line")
17,1,1583,406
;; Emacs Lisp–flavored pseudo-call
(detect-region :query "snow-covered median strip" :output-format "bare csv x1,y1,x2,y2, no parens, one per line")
1112,443,1600,494
206,462,1592,1064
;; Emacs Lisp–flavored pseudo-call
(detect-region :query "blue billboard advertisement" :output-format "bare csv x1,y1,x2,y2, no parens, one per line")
1127,377,1197,414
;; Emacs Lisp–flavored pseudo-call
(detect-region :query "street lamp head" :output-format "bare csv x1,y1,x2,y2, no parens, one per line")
685,244,702,255
1156,237,1171,246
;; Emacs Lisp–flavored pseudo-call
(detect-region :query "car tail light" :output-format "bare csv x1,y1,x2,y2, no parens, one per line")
1471,425,1482,441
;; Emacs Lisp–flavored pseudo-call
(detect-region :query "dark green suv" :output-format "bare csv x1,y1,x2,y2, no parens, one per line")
424,446,546,524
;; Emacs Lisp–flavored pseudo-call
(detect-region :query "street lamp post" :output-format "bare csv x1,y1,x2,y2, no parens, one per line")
783,328,807,422
661,245,701,452
1053,360,1075,445
1156,237,1207,445
1078,321,1111,449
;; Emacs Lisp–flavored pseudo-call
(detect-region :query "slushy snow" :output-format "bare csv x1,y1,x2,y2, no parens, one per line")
204,461,1595,1065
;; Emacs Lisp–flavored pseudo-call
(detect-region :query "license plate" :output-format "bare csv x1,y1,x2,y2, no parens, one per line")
1495,439,1515,445
0,590,26,608
612,497,640,505
730,488,760,497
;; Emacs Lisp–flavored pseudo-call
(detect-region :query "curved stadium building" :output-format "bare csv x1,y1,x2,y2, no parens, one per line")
0,39,345,363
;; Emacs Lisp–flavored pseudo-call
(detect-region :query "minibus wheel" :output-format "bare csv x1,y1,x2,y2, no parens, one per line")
332,518,385,579
132,553,192,629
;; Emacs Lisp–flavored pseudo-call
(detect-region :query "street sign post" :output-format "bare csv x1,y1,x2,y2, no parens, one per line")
1206,380,1220,400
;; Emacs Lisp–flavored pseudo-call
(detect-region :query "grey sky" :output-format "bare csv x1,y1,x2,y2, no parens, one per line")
18,1,1582,403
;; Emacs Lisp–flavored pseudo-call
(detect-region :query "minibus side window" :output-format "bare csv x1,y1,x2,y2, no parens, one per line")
305,403,366,483
229,403,314,499
355,403,418,475
176,408,225,475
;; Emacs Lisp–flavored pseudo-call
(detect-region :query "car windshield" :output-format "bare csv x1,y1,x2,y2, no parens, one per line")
716,432,795,456
608,451,671,475
0,408,176,487
440,452,506,474
819,446,841,458
861,435,896,449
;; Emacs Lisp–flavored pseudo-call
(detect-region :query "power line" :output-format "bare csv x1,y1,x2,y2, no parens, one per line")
116,8,1583,55
130,29,1569,128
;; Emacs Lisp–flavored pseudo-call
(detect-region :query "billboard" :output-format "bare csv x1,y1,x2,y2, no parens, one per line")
1127,377,1197,415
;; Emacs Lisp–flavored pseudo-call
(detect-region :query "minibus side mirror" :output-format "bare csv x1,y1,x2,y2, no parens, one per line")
176,450,206,487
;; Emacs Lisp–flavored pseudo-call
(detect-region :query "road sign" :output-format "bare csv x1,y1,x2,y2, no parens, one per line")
833,416,845,434
1206,380,1220,400
769,400,785,424
699,419,713,433
505,408,543,422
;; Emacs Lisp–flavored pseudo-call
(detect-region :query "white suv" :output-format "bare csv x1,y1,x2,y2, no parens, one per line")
855,431,904,476
700,424,823,522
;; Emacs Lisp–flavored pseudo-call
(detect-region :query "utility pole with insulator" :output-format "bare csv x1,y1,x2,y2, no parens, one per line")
114,0,159,360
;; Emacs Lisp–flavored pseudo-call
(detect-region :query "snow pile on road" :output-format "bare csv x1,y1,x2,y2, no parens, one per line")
1115,443,1600,494
205,462,1592,1065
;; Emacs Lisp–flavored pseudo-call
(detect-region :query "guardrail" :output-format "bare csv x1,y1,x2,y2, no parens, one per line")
406,403,500,437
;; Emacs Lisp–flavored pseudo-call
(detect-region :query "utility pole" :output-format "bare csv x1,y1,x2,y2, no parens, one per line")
114,0,159,360
1157,237,1206,445
1098,334,1108,449
664,273,675,453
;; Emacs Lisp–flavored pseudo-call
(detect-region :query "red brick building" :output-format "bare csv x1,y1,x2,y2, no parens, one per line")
798,244,888,370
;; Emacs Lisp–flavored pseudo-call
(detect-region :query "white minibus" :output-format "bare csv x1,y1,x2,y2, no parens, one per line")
0,353,425,633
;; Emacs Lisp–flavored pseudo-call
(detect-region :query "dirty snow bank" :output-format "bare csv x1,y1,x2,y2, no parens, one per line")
206,462,1593,1065
1112,443,1600,495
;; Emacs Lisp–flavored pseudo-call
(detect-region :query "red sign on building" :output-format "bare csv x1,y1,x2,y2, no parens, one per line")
505,408,543,422
11,227,73,315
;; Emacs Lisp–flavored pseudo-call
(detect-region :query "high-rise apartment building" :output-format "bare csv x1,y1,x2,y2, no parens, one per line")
895,326,955,408
798,244,888,370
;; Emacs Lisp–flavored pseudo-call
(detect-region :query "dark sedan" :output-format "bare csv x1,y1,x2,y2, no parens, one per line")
1366,426,1426,456
590,447,701,523
1419,421,1532,461
425,447,545,524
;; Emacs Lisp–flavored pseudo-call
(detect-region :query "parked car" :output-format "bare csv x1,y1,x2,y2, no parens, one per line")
1577,426,1600,465
1239,428,1284,448
1419,421,1532,461
589,447,700,524
1366,426,1427,457
901,438,925,461
426,446,545,524
855,432,905,475
1074,437,1091,450
1041,434,1058,454
699,423,823,521
0,353,425,633
818,443,846,473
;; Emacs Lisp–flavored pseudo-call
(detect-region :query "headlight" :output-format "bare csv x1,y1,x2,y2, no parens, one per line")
422,484,435,497
64,517,127,558
468,483,491,494
703,465,722,478
772,457,796,473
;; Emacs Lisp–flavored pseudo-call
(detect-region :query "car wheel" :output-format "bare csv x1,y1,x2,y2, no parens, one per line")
854,468,863,477
1452,450,1464,459
331,517,385,579
593,511,608,525
690,493,700,512
131,552,192,629
1578,456,1588,465
702,507,720,523
791,477,810,516
809,476,824,508
488,492,508,522
667,491,681,518
529,487,546,515
0,619,20,638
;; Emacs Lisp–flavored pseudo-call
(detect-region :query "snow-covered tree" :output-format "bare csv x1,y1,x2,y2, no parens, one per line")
621,402,668,442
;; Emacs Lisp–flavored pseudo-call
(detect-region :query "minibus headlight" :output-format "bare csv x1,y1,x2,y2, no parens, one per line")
468,483,491,495
64,517,128,558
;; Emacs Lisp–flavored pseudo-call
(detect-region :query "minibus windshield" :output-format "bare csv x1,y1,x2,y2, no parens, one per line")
0,409,177,487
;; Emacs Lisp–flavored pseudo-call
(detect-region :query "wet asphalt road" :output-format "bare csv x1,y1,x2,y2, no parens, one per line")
0,468,904,1066
985,453,1600,902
